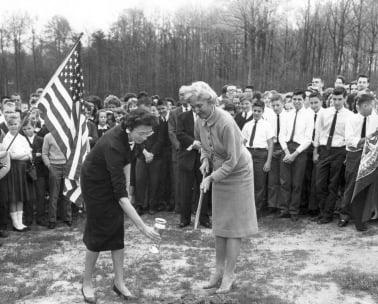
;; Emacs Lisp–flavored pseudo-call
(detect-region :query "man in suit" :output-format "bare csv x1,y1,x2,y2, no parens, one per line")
234,95,254,130
168,85,191,213
177,108,211,228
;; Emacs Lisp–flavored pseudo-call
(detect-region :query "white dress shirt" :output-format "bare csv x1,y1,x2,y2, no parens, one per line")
243,110,253,120
309,107,325,145
182,105,191,112
242,118,274,149
314,106,353,148
266,110,288,143
345,112,378,151
262,106,275,121
279,107,313,153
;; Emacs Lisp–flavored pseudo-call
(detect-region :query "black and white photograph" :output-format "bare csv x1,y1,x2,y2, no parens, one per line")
1,0,378,303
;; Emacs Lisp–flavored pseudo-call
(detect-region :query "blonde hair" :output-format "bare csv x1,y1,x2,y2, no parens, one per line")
183,81,218,105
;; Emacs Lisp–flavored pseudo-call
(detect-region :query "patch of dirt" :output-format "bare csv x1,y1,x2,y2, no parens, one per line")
1,213,378,304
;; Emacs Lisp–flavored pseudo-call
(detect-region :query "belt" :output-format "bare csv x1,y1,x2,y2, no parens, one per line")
247,147,267,151
319,145,346,150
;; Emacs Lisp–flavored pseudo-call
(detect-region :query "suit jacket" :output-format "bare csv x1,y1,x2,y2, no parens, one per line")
87,120,99,148
234,112,253,130
137,118,165,160
168,107,183,151
0,122,8,134
177,111,200,171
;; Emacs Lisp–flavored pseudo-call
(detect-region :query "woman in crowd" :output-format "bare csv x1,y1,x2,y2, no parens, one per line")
187,81,258,294
81,108,160,303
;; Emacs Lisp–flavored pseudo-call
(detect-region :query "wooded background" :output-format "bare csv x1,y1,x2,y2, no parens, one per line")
1,0,378,101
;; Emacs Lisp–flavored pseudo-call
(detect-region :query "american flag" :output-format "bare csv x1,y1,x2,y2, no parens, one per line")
38,37,88,205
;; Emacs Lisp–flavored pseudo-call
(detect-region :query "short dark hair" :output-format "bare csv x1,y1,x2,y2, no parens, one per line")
224,102,236,112
245,85,254,91
293,90,306,99
221,85,229,95
151,95,160,101
309,91,322,99
252,92,262,101
157,99,168,106
85,95,102,109
123,93,137,103
123,108,158,131
252,99,265,109
137,91,148,99
22,118,36,128
137,95,152,107
336,75,346,84
356,93,374,106
358,74,369,82
240,95,253,103
164,97,175,104
333,87,347,97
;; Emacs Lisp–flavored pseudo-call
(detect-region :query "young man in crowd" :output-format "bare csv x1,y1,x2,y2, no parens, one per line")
338,94,378,231
334,75,346,89
357,74,370,93
313,87,353,224
267,94,286,214
235,95,253,130
242,99,274,216
303,91,324,217
278,90,313,221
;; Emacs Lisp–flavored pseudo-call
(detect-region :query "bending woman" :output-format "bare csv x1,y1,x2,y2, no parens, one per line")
81,108,160,303
188,81,258,293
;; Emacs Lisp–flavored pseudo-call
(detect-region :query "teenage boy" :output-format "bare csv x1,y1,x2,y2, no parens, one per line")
338,94,378,231
313,87,353,224
267,94,286,213
278,90,313,221
242,99,274,216
235,95,253,130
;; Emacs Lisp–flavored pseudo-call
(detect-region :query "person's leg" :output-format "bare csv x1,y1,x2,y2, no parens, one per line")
217,238,241,292
315,148,331,219
48,165,60,224
290,152,307,215
179,167,194,225
83,249,100,297
268,153,280,209
36,176,46,224
323,149,346,220
134,159,148,213
148,158,163,212
279,156,291,215
204,236,226,288
308,160,319,213
252,151,267,214
111,249,134,296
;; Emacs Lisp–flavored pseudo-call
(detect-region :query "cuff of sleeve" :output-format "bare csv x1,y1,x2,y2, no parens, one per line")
210,171,221,183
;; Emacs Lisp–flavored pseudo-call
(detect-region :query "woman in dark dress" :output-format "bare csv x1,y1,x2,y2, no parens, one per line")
81,108,160,303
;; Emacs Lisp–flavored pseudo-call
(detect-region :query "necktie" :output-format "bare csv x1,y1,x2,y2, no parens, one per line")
312,113,317,141
326,110,338,150
289,110,298,142
249,120,257,148
361,117,367,138
276,113,280,139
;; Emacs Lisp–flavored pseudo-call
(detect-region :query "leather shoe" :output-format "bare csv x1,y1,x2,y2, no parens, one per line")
0,230,9,238
317,217,332,225
81,287,96,304
200,221,212,229
48,222,56,229
337,219,349,228
277,212,290,219
113,283,137,300
64,221,72,227
178,222,190,228
356,223,368,232
290,214,299,222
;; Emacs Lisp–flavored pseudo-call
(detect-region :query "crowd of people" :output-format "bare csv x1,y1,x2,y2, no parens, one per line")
0,74,376,248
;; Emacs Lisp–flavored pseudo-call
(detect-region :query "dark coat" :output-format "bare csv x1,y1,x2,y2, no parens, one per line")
177,111,199,171
25,135,48,177
234,112,253,130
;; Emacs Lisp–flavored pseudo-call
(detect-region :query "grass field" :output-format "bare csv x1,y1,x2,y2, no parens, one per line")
1,212,378,304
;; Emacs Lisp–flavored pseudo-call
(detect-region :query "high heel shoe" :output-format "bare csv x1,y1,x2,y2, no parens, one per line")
202,273,223,289
215,276,237,294
112,282,137,300
81,287,96,304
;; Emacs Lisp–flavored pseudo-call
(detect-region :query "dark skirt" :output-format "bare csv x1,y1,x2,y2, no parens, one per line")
1,160,31,204
81,165,124,252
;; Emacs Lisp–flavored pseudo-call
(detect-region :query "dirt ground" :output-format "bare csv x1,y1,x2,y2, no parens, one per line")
1,211,378,304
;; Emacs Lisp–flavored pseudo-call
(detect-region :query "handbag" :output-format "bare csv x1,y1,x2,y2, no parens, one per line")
26,160,37,181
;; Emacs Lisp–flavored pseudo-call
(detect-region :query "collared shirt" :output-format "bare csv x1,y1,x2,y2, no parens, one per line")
243,110,253,120
242,118,274,149
182,105,191,112
314,106,353,148
262,106,275,121
309,107,325,144
279,107,313,153
345,112,378,151
98,124,109,130
266,110,287,143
